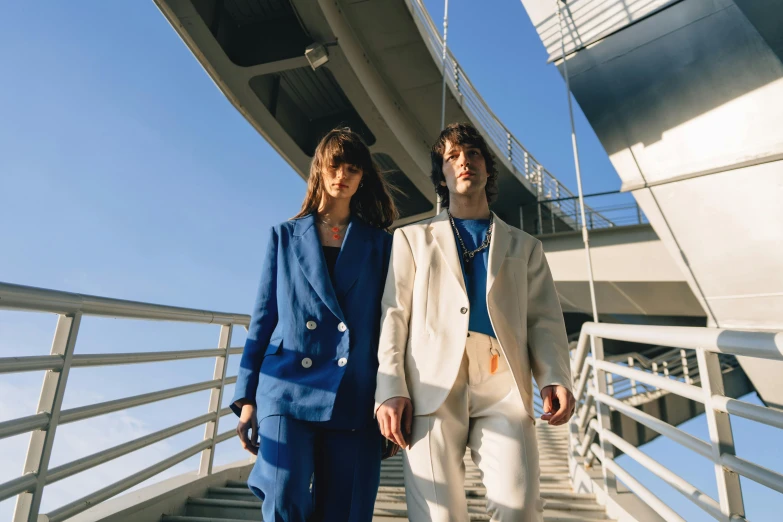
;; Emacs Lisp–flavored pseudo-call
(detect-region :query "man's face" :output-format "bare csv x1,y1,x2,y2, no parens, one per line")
440,140,488,199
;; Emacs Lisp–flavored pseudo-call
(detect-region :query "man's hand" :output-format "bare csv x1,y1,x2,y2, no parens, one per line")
540,385,575,426
236,402,259,455
377,397,413,449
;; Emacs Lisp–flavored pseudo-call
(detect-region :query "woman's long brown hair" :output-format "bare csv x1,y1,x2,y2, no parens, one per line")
293,127,398,229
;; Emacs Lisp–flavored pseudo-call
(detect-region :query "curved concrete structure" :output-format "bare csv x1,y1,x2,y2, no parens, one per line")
153,0,595,232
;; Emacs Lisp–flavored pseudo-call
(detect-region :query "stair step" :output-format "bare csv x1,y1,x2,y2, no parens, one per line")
372,508,610,521
160,513,251,522
185,497,261,519
206,487,257,501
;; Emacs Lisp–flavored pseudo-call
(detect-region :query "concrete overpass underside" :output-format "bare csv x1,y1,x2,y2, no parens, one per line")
155,0,568,230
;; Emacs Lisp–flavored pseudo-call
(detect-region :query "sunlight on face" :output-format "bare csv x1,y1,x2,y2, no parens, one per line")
321,162,364,202
441,141,488,197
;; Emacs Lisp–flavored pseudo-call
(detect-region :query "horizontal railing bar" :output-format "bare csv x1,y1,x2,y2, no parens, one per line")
592,359,704,404
71,348,234,367
722,454,783,494
215,429,237,445
0,412,49,440
59,377,235,425
590,443,686,522
598,423,724,520
46,412,216,485
0,473,37,503
0,281,249,326
583,322,783,361
1,387,239,441
0,347,246,375
0,354,64,374
712,395,783,430
594,391,713,460
45,438,212,522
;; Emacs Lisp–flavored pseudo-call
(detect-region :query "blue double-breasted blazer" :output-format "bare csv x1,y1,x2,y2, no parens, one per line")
231,213,393,429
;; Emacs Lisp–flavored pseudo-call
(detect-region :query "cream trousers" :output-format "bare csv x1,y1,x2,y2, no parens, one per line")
402,331,543,522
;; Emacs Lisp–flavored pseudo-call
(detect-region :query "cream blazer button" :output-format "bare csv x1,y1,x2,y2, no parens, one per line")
306,320,317,330
460,307,468,314
337,357,348,367
337,322,347,332
301,357,313,368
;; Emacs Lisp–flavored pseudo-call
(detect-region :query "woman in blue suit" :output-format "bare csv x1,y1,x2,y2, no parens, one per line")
231,128,399,521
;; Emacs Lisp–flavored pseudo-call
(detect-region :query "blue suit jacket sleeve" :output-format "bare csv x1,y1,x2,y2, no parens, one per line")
231,226,279,415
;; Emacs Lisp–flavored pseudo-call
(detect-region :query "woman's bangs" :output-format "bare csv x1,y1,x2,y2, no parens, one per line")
320,133,371,171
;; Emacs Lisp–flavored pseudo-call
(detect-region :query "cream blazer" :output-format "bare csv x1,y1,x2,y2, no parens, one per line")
375,211,571,419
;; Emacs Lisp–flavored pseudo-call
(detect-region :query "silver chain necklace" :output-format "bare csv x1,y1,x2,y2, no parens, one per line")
448,211,493,274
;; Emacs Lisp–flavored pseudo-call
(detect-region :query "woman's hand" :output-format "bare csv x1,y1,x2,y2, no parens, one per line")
236,402,259,455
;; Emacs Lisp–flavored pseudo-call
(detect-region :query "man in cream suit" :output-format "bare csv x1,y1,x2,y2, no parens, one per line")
375,123,575,522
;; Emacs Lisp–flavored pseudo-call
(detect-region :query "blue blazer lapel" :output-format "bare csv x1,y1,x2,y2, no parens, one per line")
333,216,371,298
292,215,344,321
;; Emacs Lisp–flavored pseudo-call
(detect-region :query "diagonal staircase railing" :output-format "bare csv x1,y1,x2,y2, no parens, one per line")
0,281,250,522
568,322,783,521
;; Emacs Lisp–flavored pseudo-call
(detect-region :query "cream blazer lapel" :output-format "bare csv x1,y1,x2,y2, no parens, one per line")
429,211,467,298
486,212,510,299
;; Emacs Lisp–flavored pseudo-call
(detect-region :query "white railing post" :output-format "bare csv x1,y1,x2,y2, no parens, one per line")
14,313,82,522
536,165,544,235
591,336,617,495
628,356,637,396
199,324,233,476
681,349,691,384
524,150,530,181
506,131,512,163
696,348,745,518
453,60,461,97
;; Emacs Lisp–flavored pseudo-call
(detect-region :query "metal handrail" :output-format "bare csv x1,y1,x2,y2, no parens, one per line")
404,0,630,232
0,347,245,374
0,281,250,325
570,322,783,521
0,281,250,521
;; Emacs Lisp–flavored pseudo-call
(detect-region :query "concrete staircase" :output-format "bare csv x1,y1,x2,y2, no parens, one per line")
159,424,612,522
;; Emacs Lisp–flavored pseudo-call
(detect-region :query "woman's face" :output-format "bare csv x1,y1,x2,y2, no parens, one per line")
321,161,364,202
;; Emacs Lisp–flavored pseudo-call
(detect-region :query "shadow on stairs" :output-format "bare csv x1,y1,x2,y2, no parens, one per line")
159,425,613,522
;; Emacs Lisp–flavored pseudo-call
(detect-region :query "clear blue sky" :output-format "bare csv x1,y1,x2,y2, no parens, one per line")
0,1,779,520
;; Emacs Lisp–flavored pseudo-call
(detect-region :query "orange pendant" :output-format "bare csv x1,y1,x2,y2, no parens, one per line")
333,234,340,240
490,353,499,374
332,227,339,233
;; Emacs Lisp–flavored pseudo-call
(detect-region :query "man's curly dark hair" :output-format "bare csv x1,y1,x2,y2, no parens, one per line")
430,122,499,209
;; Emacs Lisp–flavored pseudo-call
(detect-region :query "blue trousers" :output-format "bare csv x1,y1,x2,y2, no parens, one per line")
248,415,382,522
